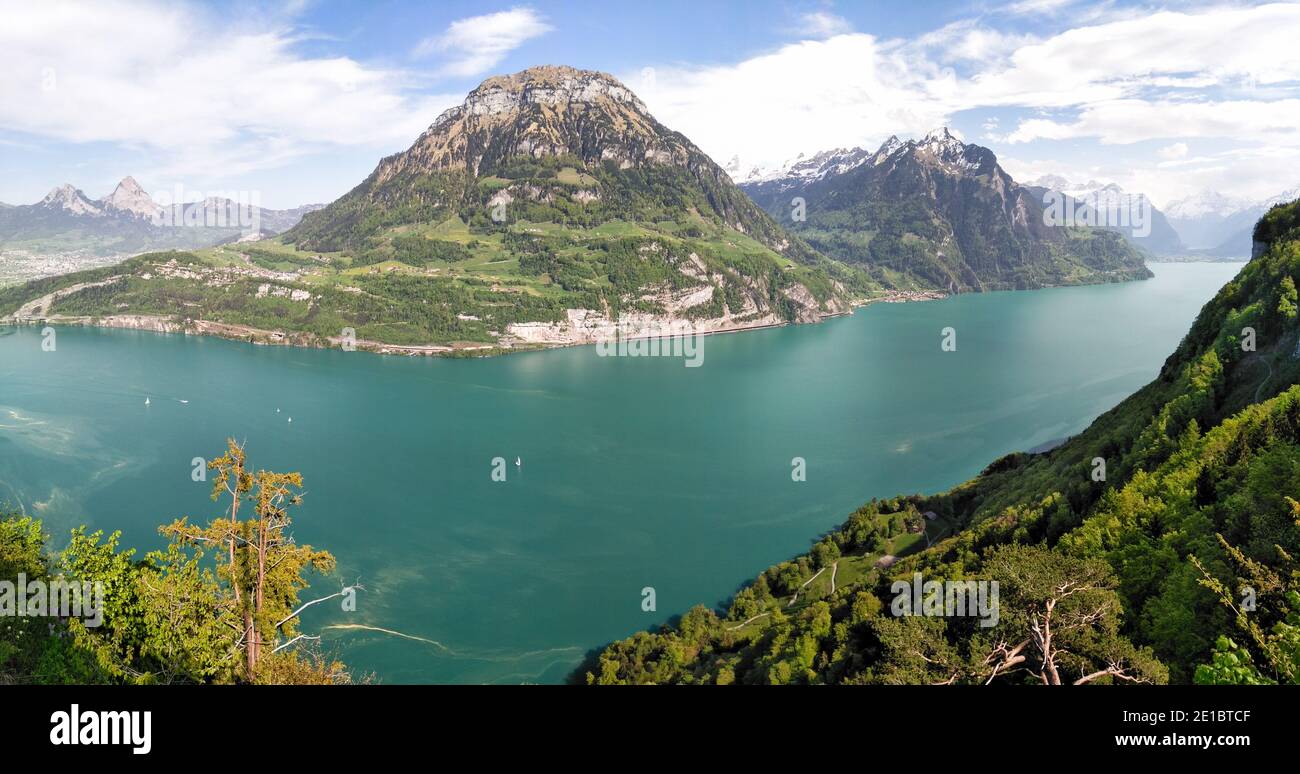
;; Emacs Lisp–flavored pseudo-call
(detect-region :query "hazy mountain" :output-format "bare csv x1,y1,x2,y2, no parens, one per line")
1165,187,1300,256
1025,177,1185,256
741,129,1151,292
0,178,323,260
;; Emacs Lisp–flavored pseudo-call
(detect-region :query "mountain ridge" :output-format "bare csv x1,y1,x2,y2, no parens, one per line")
741,129,1151,292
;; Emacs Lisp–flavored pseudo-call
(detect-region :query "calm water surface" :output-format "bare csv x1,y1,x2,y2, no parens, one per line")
0,262,1244,682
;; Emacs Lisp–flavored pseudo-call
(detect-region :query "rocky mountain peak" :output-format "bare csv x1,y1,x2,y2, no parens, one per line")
101,175,160,219
376,65,692,183
897,127,995,176
873,135,903,162
447,65,645,124
40,183,102,216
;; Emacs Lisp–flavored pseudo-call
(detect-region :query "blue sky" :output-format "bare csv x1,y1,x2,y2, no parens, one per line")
1,0,1298,209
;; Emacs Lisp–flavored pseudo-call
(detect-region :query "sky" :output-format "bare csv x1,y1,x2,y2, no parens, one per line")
1,0,1298,210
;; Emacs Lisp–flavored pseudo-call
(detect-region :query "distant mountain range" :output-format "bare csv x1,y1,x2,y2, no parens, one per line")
1163,187,1300,257
1006,179,1300,259
740,130,1150,292
0,176,323,258
3,67,1163,351
1023,177,1185,257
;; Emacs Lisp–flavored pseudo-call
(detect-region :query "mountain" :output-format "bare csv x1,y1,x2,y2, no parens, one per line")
0,178,323,265
1192,187,1300,259
741,129,1151,292
3,67,862,351
1165,187,1300,256
284,65,861,337
101,176,161,219
1026,177,1185,256
588,199,1300,685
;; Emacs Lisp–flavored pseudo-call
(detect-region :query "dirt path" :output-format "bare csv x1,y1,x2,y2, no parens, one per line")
725,612,771,632
787,566,826,607
1255,355,1274,403
7,276,124,321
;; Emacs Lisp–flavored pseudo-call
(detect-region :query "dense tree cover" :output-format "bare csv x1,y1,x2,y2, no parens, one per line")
0,440,354,684
587,200,1300,685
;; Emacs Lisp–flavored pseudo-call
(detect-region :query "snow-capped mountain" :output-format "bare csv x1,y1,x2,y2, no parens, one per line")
1025,177,1185,256
731,129,974,190
729,146,875,187
1164,190,1255,221
739,128,1150,292
1164,186,1300,254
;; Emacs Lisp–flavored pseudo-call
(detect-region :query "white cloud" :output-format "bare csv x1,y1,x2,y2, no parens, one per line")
634,3,1300,197
1003,0,1076,14
1157,142,1189,160
629,34,951,172
796,11,853,38
1004,99,1300,146
0,1,459,182
965,5,1300,110
413,7,552,77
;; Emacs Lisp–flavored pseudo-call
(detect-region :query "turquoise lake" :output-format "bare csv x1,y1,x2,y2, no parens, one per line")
0,262,1244,683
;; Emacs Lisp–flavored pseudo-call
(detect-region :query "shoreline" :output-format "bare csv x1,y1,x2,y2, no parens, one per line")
0,288,950,359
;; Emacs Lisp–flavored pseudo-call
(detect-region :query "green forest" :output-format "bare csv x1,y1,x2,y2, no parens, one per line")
586,200,1300,685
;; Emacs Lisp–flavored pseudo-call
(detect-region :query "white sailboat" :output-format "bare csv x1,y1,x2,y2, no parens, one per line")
144,396,150,406
515,456,521,467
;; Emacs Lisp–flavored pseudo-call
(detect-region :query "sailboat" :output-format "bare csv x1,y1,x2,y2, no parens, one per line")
144,396,150,406
515,456,521,467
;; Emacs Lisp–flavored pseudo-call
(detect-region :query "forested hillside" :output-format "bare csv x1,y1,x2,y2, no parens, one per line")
588,200,1300,685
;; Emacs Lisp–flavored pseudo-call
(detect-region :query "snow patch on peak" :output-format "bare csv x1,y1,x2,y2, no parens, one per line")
1164,190,1254,220
737,146,874,186
873,135,903,163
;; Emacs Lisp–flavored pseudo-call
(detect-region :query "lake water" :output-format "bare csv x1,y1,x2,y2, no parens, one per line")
0,262,1244,683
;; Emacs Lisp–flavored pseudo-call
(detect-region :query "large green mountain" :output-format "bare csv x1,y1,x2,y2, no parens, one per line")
588,200,1300,686
284,65,864,332
1,67,863,352
741,130,1152,292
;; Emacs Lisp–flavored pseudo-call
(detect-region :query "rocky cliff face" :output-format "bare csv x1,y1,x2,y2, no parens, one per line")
380,66,676,179
100,176,161,219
